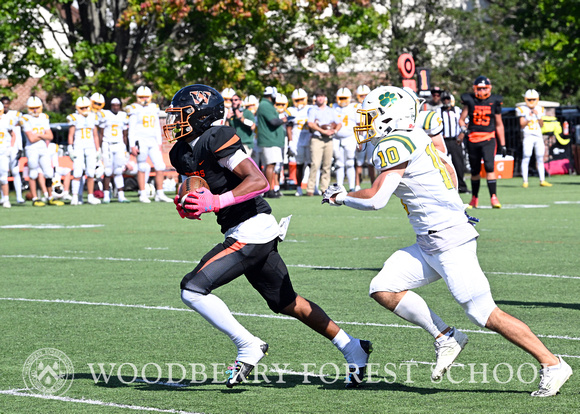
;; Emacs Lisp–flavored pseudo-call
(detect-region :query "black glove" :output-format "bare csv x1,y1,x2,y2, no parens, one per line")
500,146,507,157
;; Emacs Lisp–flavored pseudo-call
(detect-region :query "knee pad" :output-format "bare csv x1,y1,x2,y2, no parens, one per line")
0,175,8,185
138,162,151,173
28,169,39,180
113,166,124,176
460,292,496,328
104,166,113,177
345,158,355,168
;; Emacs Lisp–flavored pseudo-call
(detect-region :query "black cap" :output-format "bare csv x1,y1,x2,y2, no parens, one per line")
430,86,442,94
473,76,491,86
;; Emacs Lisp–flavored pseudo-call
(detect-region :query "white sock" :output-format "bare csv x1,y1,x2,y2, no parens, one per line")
537,159,546,181
521,156,530,182
43,191,49,199
13,173,23,200
156,189,165,196
118,190,125,200
336,167,345,187
71,180,80,196
346,166,356,190
393,291,449,338
114,174,124,190
181,290,260,363
332,329,367,367
104,190,110,200
331,329,352,352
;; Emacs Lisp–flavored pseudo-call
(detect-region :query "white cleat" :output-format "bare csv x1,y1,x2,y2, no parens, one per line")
431,327,468,380
154,192,173,203
70,197,80,206
3,200,11,208
88,196,101,205
139,194,151,203
531,356,573,397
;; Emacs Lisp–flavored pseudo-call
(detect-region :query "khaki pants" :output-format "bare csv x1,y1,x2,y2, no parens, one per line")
307,135,333,194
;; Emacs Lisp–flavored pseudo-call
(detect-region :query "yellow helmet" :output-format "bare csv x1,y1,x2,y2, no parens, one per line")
27,96,43,117
355,85,371,104
76,97,91,116
524,89,540,109
136,86,152,105
243,95,259,115
90,93,105,111
275,94,289,113
221,88,236,108
291,88,308,109
336,87,352,108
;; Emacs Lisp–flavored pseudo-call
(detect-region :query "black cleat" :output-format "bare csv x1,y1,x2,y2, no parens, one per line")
226,343,269,388
345,340,373,389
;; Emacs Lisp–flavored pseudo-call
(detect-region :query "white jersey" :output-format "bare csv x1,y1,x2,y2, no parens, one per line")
332,103,358,139
67,112,99,149
416,110,443,137
287,105,312,147
21,113,51,149
5,110,23,151
371,128,468,236
100,110,128,144
0,115,14,153
126,103,162,147
516,105,545,139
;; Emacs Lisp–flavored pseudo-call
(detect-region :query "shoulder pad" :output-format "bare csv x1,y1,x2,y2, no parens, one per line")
516,106,526,116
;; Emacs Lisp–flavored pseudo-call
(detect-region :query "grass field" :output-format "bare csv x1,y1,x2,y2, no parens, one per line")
1,175,579,413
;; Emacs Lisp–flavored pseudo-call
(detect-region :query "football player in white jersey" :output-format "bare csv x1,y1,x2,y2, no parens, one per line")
0,102,16,208
322,86,572,397
21,97,60,206
331,88,357,191
126,86,172,203
354,85,376,191
517,89,551,188
67,96,101,205
99,98,130,203
287,88,311,196
1,96,25,204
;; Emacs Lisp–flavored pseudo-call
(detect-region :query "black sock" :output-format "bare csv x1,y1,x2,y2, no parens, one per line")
488,180,497,197
471,179,480,198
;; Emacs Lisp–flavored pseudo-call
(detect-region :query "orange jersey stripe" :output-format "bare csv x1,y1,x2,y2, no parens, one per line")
216,134,240,152
468,131,495,143
198,241,246,273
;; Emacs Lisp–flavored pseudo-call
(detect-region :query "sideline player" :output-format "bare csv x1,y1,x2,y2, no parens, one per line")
0,101,16,208
287,88,311,196
332,87,357,191
458,76,506,208
126,86,172,203
323,86,572,397
99,98,131,203
1,96,25,204
164,84,372,389
517,89,551,188
67,97,101,205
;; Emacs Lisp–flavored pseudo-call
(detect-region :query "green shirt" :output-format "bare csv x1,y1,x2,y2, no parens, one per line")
229,108,254,147
257,98,285,148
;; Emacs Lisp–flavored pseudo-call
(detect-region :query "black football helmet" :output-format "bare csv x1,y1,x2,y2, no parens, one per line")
163,84,225,142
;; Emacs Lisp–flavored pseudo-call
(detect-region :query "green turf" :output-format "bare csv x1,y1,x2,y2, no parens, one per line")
1,175,579,413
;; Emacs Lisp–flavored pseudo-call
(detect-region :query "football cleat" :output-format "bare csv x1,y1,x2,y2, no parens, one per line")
431,328,468,381
118,198,131,203
467,196,478,209
540,180,552,187
88,196,101,205
48,198,64,206
139,194,151,203
531,356,572,397
345,340,373,389
226,343,269,388
491,194,501,208
522,182,529,188
2,199,11,208
154,192,173,203
32,198,45,207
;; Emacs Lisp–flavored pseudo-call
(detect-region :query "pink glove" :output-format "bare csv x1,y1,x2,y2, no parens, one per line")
174,194,201,220
183,187,220,216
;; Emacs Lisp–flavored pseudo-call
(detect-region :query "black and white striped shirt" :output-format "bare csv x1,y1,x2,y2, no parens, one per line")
437,106,462,139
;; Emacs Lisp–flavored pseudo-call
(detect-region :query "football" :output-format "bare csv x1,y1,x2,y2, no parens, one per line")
178,176,209,210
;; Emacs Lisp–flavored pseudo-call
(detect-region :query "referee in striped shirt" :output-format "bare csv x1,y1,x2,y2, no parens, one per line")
437,92,469,193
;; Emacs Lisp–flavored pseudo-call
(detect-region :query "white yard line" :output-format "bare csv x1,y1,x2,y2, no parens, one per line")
0,388,202,414
2,254,580,279
1,297,579,342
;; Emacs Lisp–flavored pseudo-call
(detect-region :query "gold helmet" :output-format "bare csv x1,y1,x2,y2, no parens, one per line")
90,93,105,111
221,88,236,108
243,95,259,115
524,89,539,109
336,87,352,108
76,96,91,116
355,85,371,104
275,94,288,113
26,96,43,117
136,86,152,105
291,88,308,109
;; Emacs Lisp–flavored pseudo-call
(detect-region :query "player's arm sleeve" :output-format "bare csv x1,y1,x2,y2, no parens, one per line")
342,171,402,210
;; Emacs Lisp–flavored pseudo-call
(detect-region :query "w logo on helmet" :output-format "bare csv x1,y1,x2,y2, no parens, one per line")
191,91,211,105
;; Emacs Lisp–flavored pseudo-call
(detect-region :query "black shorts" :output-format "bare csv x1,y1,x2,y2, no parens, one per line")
465,139,497,176
181,237,297,313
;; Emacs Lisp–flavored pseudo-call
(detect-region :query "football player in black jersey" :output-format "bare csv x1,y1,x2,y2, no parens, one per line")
458,76,506,209
164,84,372,389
